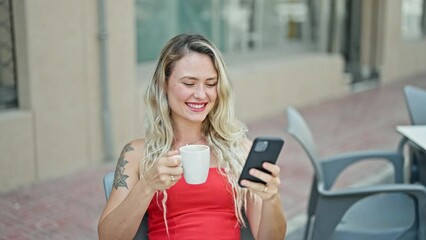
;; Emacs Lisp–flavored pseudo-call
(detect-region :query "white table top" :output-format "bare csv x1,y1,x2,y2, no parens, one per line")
397,125,426,150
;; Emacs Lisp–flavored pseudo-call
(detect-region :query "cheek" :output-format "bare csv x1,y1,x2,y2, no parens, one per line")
207,88,218,101
168,84,190,101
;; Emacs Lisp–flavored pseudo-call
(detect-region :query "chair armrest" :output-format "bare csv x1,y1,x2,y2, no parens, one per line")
316,183,426,240
398,136,408,152
320,182,426,198
320,150,404,189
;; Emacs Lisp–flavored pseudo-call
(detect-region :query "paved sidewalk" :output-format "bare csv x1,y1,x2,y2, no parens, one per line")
1,73,425,239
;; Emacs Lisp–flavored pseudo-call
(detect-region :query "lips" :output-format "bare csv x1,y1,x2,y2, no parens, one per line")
186,102,207,112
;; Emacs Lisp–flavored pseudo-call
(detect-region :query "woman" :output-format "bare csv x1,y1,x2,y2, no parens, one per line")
98,33,286,239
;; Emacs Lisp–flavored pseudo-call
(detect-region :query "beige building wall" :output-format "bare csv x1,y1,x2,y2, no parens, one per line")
380,0,426,82
0,111,35,190
0,0,137,192
231,54,347,122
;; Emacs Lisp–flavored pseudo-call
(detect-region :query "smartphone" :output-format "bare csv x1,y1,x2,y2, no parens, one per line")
238,137,284,187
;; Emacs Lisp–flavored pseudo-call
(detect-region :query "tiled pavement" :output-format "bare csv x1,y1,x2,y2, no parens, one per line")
1,73,425,240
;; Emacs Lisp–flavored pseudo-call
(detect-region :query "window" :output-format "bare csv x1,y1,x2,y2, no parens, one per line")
0,0,17,109
135,0,318,62
401,0,426,40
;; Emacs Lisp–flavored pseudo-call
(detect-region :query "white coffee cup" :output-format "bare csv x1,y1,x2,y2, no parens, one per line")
178,144,210,184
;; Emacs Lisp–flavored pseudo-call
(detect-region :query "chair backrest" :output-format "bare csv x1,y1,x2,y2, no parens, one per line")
286,106,426,240
286,107,322,179
103,171,114,199
102,172,254,240
404,85,426,125
286,107,325,240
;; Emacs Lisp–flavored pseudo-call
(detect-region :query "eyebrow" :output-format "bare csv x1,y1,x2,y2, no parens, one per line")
179,75,218,81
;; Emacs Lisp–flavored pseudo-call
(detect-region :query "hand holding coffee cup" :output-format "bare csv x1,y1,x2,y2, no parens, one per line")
178,145,210,184
138,150,183,191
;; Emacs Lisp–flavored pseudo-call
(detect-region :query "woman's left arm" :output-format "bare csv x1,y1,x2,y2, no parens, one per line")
241,162,287,240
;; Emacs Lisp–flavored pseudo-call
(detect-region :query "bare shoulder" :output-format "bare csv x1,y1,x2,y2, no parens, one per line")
112,139,145,188
126,138,146,154
116,139,145,165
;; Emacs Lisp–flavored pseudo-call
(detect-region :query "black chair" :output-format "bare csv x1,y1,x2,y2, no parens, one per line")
403,85,426,184
286,106,426,240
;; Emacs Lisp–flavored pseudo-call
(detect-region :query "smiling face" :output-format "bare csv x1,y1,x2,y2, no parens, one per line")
166,52,218,125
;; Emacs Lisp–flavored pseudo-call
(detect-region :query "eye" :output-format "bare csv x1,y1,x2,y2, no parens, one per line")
206,81,217,87
183,82,195,86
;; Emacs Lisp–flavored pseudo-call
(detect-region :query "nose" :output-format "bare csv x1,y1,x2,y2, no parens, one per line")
194,85,207,99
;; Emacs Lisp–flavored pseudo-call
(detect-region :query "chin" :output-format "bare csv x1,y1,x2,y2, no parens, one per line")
190,117,207,123
186,115,208,123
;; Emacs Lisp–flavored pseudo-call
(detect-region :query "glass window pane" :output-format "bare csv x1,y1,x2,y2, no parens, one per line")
0,0,18,109
135,0,178,62
135,0,318,62
401,0,425,40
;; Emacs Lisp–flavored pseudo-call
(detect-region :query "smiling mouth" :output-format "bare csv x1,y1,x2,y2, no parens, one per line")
186,102,207,110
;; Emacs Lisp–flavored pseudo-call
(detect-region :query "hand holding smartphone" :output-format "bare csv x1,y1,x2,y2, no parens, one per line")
238,137,284,187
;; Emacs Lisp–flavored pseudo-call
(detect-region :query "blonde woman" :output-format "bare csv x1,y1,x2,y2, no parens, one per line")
98,33,286,239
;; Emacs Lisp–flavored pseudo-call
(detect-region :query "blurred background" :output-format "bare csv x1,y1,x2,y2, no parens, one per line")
2,0,426,192
0,0,425,238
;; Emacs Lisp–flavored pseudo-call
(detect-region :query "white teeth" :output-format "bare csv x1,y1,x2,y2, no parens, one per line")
187,103,204,109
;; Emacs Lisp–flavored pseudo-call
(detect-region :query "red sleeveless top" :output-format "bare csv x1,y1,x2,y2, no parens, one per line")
147,168,240,240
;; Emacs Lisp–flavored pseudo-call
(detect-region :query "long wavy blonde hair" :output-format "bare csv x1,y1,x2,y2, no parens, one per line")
141,33,250,228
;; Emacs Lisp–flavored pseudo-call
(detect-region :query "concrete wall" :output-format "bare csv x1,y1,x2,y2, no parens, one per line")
0,0,137,192
380,0,426,82
0,111,36,190
231,54,347,122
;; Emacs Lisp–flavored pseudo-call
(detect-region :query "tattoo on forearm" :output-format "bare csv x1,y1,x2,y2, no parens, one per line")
113,143,134,189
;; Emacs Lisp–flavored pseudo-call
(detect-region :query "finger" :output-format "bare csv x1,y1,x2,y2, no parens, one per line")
165,150,179,157
168,155,182,167
161,155,181,167
262,162,280,177
169,174,183,182
158,159,183,176
167,165,184,176
160,173,181,183
249,168,273,184
158,150,179,165
240,179,269,193
157,164,183,180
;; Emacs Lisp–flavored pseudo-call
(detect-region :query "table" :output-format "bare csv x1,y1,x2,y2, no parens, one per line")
397,125,426,184
397,125,426,150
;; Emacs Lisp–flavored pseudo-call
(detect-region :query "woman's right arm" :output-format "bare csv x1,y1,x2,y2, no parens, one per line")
98,140,183,240
98,140,155,240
